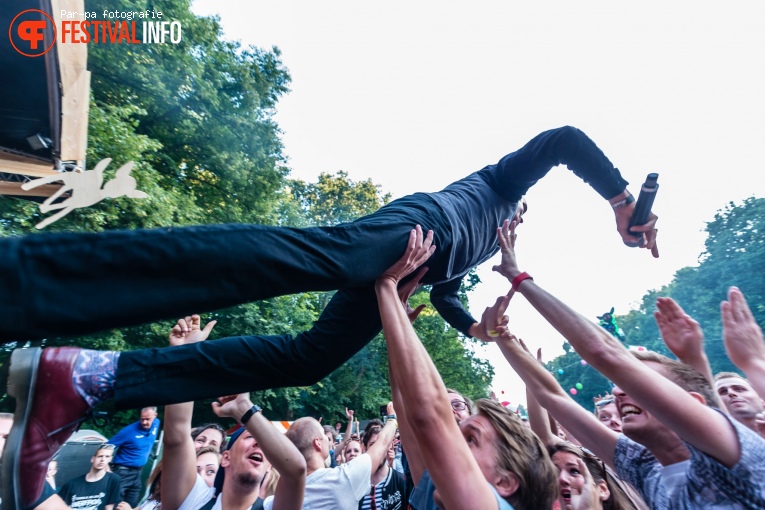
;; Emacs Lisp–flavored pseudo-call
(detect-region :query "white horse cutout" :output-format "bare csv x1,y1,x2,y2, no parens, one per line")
21,159,148,229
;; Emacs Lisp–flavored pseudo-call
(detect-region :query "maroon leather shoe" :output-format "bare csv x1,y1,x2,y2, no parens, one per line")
2,347,90,510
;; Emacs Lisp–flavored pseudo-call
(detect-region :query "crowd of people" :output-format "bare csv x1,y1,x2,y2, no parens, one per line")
2,126,764,509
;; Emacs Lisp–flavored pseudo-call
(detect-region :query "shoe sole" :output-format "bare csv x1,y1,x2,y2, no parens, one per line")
2,347,42,510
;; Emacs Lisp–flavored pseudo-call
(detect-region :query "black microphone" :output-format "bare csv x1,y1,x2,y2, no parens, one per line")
625,173,659,247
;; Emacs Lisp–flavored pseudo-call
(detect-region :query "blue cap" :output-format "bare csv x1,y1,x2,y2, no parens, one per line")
212,427,246,495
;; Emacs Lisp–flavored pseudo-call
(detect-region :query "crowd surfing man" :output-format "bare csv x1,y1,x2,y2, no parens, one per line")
2,126,659,509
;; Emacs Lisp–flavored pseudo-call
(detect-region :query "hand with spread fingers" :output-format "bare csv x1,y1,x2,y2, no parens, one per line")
378,225,436,286
492,219,522,281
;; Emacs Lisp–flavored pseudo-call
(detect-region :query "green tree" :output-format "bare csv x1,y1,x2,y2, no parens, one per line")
86,0,291,225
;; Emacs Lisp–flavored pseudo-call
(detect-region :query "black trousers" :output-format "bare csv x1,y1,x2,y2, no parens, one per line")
112,464,142,507
113,197,452,408
2,194,453,408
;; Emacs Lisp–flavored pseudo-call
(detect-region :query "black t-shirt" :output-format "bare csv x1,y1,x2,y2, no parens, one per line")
359,467,411,510
58,472,122,510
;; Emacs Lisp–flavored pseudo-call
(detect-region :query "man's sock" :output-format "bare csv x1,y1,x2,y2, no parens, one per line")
71,349,120,407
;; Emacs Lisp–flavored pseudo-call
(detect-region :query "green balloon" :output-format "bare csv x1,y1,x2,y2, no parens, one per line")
575,383,583,390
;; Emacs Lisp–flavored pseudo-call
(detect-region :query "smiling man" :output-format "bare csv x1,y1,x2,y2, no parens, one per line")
715,372,765,435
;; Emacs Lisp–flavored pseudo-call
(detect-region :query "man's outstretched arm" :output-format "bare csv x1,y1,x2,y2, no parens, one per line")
491,126,658,256
376,226,501,509
494,221,741,468
160,316,217,510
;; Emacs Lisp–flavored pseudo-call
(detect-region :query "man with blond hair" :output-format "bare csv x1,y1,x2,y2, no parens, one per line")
58,444,122,510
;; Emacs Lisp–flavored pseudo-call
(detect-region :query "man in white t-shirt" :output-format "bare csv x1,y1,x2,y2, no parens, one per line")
264,416,397,510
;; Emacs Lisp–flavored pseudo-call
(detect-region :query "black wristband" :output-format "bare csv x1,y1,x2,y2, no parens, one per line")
241,405,262,425
611,194,635,210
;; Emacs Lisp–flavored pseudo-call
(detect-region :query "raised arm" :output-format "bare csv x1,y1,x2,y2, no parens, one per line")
160,315,217,510
363,417,399,471
492,330,618,467
388,367,425,484
524,349,561,449
722,287,765,399
334,407,355,458
387,273,428,484
494,221,741,468
213,394,306,510
654,297,723,409
375,226,499,510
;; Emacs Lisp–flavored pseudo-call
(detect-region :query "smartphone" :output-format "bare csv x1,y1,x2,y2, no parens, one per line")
379,404,388,420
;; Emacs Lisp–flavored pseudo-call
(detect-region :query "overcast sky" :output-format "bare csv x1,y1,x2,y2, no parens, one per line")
191,0,765,404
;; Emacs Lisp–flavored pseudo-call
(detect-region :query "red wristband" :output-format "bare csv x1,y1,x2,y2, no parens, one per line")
511,271,533,292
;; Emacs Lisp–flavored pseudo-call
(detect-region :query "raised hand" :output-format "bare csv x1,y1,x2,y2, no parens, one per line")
755,413,765,438
570,457,599,510
654,298,705,361
476,292,513,342
345,407,355,421
168,314,217,346
212,393,252,421
492,219,522,281
722,287,765,374
396,266,429,323
378,225,436,285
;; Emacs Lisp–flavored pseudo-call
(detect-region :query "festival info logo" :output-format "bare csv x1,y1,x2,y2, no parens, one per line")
9,9,57,57
9,8,181,56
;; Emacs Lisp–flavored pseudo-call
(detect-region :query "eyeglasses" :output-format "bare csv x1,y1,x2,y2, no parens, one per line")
594,398,614,407
98,443,117,450
451,400,468,412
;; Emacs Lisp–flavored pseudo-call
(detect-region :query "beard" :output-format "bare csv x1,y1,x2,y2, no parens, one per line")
233,471,261,489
